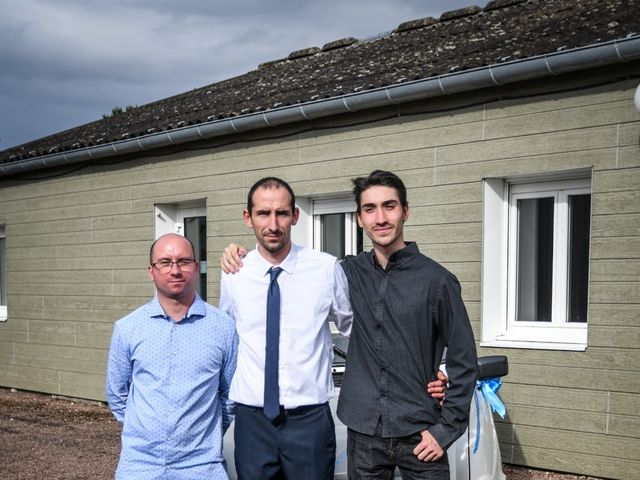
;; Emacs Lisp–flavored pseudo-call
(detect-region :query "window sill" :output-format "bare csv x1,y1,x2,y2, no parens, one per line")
480,339,587,351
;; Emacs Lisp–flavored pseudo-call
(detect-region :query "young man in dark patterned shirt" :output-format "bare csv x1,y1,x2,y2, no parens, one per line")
337,170,477,479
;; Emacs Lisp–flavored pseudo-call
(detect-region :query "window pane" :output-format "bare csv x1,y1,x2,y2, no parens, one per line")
321,213,346,259
184,216,207,301
0,236,6,305
568,194,591,323
516,197,554,322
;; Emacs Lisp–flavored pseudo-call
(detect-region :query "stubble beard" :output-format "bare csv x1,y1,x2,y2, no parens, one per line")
259,232,289,255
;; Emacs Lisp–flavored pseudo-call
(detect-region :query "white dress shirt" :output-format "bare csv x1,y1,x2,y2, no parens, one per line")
219,243,352,409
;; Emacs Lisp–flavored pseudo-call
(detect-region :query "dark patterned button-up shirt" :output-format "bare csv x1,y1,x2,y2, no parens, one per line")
337,242,477,450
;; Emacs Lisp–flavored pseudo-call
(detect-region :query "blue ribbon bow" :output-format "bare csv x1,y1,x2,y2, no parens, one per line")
472,377,506,454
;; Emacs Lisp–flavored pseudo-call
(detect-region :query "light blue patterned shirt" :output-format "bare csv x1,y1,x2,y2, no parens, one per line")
106,294,238,480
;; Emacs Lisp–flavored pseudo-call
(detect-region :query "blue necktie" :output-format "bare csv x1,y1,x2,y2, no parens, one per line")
264,266,283,420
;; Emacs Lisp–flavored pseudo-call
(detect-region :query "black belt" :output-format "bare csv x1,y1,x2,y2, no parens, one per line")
239,402,327,416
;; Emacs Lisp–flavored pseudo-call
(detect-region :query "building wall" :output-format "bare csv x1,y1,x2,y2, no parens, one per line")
0,76,638,478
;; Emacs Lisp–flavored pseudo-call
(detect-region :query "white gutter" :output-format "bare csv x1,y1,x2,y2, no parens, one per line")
2,36,639,177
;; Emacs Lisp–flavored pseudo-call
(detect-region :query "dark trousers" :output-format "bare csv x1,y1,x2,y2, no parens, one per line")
347,423,449,480
234,403,336,480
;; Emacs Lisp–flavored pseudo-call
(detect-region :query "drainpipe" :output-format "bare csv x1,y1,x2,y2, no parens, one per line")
2,36,639,178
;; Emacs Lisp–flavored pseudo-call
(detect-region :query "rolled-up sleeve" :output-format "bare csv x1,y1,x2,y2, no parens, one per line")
330,261,353,336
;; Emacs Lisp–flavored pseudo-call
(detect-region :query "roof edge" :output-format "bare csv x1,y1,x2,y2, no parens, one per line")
2,36,640,178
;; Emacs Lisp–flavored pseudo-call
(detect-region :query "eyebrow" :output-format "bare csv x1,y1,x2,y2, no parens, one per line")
255,207,291,214
362,199,399,208
153,256,193,262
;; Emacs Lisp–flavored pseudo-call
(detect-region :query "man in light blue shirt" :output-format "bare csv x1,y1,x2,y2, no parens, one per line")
106,233,238,480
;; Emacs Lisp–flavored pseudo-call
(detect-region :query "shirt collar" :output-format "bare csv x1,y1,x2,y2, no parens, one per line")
147,293,206,321
254,242,299,277
369,241,419,270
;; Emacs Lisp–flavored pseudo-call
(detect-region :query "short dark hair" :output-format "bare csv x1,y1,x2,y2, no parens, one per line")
149,233,196,264
352,170,408,213
247,177,296,214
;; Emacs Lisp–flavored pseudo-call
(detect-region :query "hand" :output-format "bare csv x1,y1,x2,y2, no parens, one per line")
413,429,444,462
426,370,448,406
220,243,248,273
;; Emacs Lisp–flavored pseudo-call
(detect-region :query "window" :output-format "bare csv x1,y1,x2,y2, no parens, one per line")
312,197,362,259
482,173,591,350
0,225,6,321
155,202,207,300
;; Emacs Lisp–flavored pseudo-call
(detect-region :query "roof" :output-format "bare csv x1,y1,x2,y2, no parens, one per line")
2,0,639,167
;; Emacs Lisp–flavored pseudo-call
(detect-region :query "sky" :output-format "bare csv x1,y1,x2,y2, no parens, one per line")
0,0,486,151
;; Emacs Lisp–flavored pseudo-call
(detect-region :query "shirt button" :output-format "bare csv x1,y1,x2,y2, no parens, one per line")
376,324,382,329
380,368,386,373
381,393,386,398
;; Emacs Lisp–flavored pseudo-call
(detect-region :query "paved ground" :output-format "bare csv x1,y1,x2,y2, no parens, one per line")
0,388,603,480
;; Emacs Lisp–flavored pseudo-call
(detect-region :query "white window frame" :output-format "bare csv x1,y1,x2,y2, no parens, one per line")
293,195,359,254
312,197,359,256
154,201,207,298
482,172,591,351
0,225,6,322
155,202,205,238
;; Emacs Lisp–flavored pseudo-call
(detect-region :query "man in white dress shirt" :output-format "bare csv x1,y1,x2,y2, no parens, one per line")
219,177,353,480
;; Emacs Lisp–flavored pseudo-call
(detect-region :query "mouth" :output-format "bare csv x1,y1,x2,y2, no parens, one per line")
373,226,392,234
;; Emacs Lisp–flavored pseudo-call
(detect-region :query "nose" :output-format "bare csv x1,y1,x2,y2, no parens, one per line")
267,213,279,231
374,208,387,225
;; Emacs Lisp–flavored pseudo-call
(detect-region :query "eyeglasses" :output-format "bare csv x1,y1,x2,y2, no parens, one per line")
151,259,197,273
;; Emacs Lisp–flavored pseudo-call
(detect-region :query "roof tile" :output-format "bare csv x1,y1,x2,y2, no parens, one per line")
2,0,639,163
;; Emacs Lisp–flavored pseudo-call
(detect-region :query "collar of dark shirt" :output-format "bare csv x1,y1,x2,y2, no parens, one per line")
369,241,419,272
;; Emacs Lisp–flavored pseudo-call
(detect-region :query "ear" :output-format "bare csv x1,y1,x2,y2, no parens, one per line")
402,205,409,223
291,207,300,226
147,265,155,282
356,211,364,228
243,209,253,228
